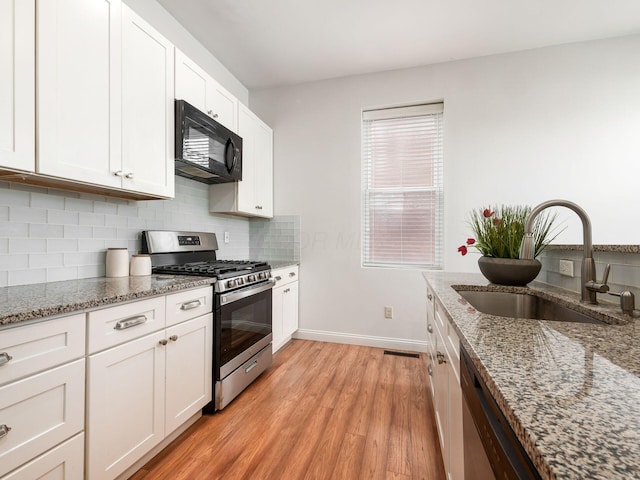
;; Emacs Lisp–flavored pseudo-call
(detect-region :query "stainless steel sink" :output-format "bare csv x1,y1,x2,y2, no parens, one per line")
456,290,606,325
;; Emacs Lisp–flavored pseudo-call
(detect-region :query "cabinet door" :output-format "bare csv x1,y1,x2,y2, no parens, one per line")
282,281,299,338
433,332,449,469
121,5,174,198
271,285,284,352
448,364,464,480
236,104,256,214
0,0,34,172
253,116,274,218
0,360,84,477
86,330,165,480
175,49,209,114
165,314,213,433
207,78,238,131
37,0,122,187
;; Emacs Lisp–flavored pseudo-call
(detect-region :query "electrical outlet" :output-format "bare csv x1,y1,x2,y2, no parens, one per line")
384,306,393,319
559,259,574,277
224,232,230,243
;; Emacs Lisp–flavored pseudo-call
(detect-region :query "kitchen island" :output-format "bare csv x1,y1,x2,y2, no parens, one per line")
424,272,640,479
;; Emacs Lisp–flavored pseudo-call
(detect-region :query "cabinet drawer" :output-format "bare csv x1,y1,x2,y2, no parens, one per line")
165,287,212,327
272,266,298,288
0,314,85,387
87,297,165,354
1,432,84,480
0,360,85,477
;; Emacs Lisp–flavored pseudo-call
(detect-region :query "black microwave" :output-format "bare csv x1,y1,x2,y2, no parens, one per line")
174,100,242,184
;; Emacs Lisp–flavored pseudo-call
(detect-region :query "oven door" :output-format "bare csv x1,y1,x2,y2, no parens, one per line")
216,280,273,380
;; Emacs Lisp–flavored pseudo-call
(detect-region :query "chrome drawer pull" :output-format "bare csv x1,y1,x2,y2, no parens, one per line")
114,315,147,330
169,335,178,342
274,276,282,281
284,288,290,293
245,361,258,373
0,352,12,366
427,293,433,301
159,339,168,346
436,351,447,364
0,424,11,439
180,300,202,311
288,272,296,277
427,364,433,376
427,324,433,334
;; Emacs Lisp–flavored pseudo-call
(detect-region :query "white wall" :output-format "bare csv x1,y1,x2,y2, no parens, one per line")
124,0,248,104
249,34,640,348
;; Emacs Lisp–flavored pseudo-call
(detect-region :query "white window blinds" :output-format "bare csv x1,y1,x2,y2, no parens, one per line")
361,103,444,269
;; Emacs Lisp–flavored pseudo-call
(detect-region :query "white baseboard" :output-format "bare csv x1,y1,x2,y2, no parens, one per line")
293,329,429,353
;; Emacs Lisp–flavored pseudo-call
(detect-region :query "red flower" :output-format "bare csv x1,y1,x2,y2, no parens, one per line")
483,208,494,218
457,245,468,256
466,238,475,245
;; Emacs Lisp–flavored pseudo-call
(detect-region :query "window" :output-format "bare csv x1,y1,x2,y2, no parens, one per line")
361,103,444,269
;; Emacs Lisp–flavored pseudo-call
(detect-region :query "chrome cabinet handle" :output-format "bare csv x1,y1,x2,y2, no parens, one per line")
284,288,290,293
0,352,12,367
427,364,433,376
114,315,147,330
180,300,202,311
169,335,178,342
125,172,134,179
206,110,219,119
159,339,168,346
427,324,433,334
113,170,124,177
274,276,282,281
0,425,11,439
427,293,433,301
436,351,447,364
288,272,296,277
245,361,258,373
255,205,263,210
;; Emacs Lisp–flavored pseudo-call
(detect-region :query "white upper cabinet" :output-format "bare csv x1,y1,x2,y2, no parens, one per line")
0,0,35,172
210,104,273,218
37,0,174,198
37,0,122,189
121,4,175,197
175,49,238,131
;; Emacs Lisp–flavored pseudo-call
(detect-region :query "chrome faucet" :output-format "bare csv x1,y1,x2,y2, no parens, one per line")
519,199,608,304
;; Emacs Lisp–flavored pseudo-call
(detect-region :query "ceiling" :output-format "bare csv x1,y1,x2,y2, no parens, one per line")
157,0,640,90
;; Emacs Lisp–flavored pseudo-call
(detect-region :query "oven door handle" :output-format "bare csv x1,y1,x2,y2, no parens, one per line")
220,280,275,306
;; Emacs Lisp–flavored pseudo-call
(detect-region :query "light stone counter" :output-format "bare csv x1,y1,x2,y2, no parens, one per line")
424,271,640,480
0,275,214,327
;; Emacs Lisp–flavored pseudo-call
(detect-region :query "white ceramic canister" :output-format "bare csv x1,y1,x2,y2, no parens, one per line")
130,254,152,276
105,248,129,278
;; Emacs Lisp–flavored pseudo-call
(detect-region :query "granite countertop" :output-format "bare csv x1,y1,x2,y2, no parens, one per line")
424,272,640,480
0,275,215,327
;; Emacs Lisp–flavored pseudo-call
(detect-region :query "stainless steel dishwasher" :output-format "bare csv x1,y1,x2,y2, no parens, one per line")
460,345,541,480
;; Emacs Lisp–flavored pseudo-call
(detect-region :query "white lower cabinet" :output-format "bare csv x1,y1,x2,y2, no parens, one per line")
86,291,213,480
272,266,299,353
427,284,464,480
1,433,84,480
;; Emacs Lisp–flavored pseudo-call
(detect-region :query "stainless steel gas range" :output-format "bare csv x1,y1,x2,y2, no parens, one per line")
141,230,273,411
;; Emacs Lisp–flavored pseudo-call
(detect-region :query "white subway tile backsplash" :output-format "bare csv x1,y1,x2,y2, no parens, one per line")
48,210,79,225
10,205,47,223
29,224,64,239
47,239,79,253
9,238,46,254
0,177,251,286
29,253,64,269
8,268,46,286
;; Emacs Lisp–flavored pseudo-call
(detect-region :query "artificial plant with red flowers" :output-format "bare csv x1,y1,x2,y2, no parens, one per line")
458,205,561,259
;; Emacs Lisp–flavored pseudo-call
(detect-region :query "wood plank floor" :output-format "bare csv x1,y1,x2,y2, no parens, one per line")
131,340,446,480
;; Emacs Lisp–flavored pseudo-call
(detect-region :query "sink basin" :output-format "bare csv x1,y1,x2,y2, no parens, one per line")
456,290,606,325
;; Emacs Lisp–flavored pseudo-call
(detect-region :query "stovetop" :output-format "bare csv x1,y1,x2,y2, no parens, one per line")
152,260,270,280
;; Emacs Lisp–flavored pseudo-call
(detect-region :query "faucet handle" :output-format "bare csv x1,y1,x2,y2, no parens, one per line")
585,263,610,294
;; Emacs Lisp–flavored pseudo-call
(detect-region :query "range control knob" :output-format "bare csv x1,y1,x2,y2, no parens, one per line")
247,274,256,282
258,272,266,280
226,279,237,288
236,278,244,285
